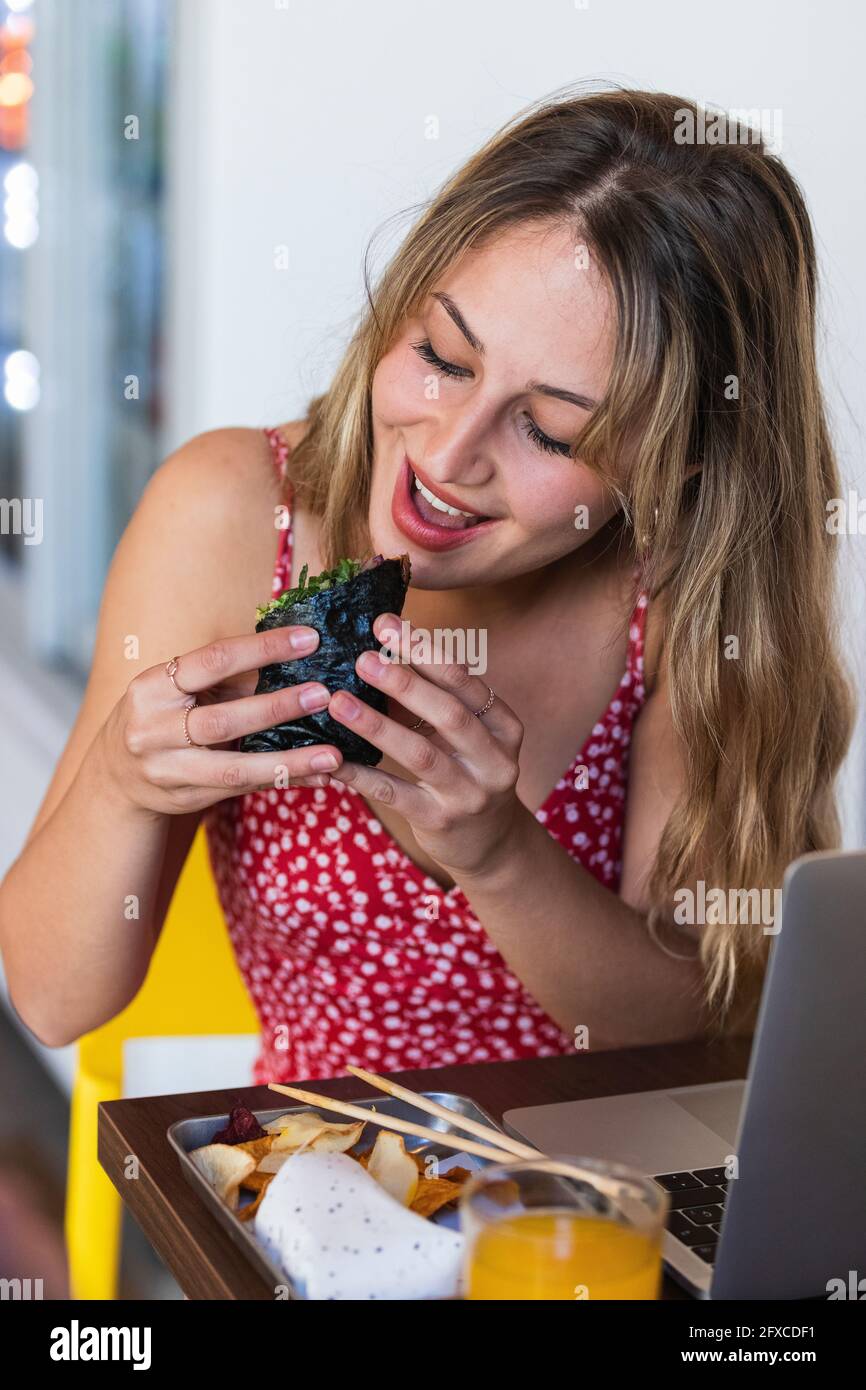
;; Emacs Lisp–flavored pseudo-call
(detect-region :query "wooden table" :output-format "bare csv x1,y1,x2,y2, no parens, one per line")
99,1036,751,1300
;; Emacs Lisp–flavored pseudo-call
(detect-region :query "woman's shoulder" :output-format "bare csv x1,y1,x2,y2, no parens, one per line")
139,424,291,636
159,418,309,493
152,424,285,508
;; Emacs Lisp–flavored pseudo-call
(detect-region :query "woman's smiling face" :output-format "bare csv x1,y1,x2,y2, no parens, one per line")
368,220,621,588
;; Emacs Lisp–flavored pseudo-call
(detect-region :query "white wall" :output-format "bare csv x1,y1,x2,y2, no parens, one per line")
163,0,866,843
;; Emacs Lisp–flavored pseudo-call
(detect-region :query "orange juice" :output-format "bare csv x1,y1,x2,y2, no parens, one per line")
465,1210,662,1300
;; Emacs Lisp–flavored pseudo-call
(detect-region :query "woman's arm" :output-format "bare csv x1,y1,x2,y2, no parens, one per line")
454,674,707,1050
0,428,336,1047
0,431,260,1045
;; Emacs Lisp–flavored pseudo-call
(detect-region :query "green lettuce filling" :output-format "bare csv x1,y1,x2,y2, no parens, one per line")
256,557,363,623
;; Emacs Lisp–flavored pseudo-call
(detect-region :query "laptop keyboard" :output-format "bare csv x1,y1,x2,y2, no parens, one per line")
651,1168,729,1265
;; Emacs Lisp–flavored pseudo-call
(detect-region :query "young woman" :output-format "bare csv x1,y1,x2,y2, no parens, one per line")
0,88,853,1083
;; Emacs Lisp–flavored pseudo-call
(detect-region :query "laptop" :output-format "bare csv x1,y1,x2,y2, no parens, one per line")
503,849,866,1299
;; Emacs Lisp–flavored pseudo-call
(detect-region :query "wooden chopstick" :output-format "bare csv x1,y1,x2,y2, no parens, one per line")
266,1081,517,1164
341,1069,629,1200
267,1079,632,1202
345,1064,539,1161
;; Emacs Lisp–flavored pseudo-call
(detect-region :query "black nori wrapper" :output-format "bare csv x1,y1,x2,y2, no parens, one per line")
239,555,411,765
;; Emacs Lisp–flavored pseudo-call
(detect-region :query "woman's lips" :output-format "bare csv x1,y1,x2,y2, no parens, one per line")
390,457,499,552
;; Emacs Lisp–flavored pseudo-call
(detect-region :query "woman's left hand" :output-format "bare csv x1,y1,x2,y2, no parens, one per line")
326,613,525,879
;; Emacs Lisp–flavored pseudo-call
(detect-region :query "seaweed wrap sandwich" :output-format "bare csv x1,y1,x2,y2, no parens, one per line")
239,553,411,765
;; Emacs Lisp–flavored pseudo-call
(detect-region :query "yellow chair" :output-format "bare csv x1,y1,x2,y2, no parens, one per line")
64,825,258,1300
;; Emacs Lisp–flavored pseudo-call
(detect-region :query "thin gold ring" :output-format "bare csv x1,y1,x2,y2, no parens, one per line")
165,655,191,697
473,685,496,719
411,685,496,733
181,698,199,747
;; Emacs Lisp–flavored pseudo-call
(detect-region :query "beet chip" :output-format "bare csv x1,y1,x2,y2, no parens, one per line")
212,1102,266,1145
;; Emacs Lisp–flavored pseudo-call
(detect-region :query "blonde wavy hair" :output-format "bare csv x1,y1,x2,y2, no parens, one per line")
284,85,854,1032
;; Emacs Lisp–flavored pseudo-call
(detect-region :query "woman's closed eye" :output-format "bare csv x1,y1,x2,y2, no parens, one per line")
409,338,574,458
411,336,472,380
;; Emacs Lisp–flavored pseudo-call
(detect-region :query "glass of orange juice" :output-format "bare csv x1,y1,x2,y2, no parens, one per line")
460,1156,668,1300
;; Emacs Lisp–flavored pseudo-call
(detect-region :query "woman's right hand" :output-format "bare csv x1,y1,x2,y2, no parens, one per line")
96,624,341,816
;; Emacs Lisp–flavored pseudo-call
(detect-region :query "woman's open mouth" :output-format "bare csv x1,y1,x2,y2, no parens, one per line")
391,456,499,551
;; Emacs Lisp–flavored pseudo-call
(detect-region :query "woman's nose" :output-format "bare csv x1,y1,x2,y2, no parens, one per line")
422,407,497,486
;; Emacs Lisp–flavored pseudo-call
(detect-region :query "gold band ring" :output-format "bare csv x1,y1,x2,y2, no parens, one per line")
181,697,199,747
167,657,200,745
165,655,192,697
410,685,496,733
472,685,496,718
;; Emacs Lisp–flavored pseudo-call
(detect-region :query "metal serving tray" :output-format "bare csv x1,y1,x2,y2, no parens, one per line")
168,1092,507,1299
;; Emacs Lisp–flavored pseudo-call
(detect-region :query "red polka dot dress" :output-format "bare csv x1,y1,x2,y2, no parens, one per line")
204,427,650,1083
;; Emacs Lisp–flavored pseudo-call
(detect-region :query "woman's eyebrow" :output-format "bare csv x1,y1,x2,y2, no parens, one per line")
431,291,599,412
432,292,484,354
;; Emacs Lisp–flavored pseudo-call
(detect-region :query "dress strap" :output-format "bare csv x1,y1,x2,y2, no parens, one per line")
263,426,294,598
264,425,291,487
625,561,650,691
